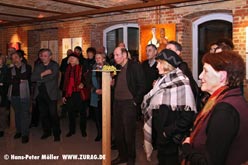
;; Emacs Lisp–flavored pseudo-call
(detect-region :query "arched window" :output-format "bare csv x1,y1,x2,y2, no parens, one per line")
103,23,139,57
192,13,233,82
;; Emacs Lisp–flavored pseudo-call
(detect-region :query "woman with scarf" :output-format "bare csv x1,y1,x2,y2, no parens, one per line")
7,51,32,143
181,51,248,165
62,53,87,137
141,49,197,164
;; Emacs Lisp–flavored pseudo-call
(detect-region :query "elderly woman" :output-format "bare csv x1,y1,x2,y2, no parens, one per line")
62,53,87,137
142,49,197,164
182,51,248,165
90,52,107,142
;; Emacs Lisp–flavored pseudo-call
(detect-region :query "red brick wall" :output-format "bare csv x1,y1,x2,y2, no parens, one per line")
233,0,248,98
27,28,58,67
0,30,4,55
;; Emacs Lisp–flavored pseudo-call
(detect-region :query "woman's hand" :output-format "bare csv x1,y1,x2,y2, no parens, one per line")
78,83,84,89
62,97,67,104
96,89,102,95
183,137,191,144
110,79,115,86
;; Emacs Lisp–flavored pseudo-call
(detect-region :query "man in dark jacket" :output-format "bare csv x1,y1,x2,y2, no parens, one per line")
31,49,61,142
111,47,146,165
142,44,159,149
142,44,159,94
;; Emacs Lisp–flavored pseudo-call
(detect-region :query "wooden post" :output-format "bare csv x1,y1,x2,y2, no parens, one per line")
102,72,111,165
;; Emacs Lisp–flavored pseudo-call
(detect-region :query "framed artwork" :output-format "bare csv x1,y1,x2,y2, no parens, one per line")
140,24,176,62
40,41,49,48
49,40,58,62
72,37,82,50
62,38,72,58
62,37,82,58
8,42,21,50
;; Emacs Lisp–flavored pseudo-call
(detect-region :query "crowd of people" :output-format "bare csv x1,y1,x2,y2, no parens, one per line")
0,38,247,165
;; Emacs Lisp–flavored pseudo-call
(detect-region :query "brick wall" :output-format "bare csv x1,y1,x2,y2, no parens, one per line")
0,0,247,98
233,0,248,98
0,30,3,55
27,28,58,67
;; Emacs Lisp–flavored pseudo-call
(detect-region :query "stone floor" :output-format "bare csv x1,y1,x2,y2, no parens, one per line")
0,113,158,165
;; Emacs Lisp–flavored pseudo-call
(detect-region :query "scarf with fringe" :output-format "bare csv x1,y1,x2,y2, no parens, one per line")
141,68,197,161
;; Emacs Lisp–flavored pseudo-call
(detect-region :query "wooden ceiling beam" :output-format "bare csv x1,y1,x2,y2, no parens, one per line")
0,12,36,19
51,0,103,9
0,19,10,23
0,2,65,14
1,0,201,27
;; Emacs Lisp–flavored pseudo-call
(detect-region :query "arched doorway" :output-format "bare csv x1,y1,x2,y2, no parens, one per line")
192,13,233,82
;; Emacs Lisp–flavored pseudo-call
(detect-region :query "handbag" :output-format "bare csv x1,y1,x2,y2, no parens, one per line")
80,87,90,101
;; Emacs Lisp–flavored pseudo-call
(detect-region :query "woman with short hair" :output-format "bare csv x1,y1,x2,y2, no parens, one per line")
142,49,197,164
90,53,107,141
182,51,248,165
62,53,87,138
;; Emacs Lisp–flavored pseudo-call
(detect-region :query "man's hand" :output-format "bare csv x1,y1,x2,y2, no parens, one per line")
41,69,52,77
183,137,190,144
62,97,67,104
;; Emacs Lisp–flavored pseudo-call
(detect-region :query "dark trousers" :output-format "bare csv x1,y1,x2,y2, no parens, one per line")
94,101,102,137
0,107,8,132
113,100,136,162
65,92,87,133
30,99,39,126
37,94,60,137
11,96,30,137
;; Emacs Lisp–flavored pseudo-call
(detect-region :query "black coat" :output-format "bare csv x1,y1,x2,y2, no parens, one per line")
142,60,159,94
0,65,9,107
153,104,195,154
179,62,201,111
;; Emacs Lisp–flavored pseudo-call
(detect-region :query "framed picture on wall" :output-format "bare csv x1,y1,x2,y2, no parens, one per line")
72,37,82,50
40,41,49,49
140,24,176,62
62,38,72,58
8,42,21,50
49,40,58,62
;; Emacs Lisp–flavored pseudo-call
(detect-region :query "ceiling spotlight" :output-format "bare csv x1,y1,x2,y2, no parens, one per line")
38,14,44,18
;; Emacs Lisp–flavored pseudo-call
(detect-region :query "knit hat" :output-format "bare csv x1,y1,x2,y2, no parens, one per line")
155,49,182,68
68,52,80,61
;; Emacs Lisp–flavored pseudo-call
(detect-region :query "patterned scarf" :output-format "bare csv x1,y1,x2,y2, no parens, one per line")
190,86,228,143
63,64,82,98
141,68,197,161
